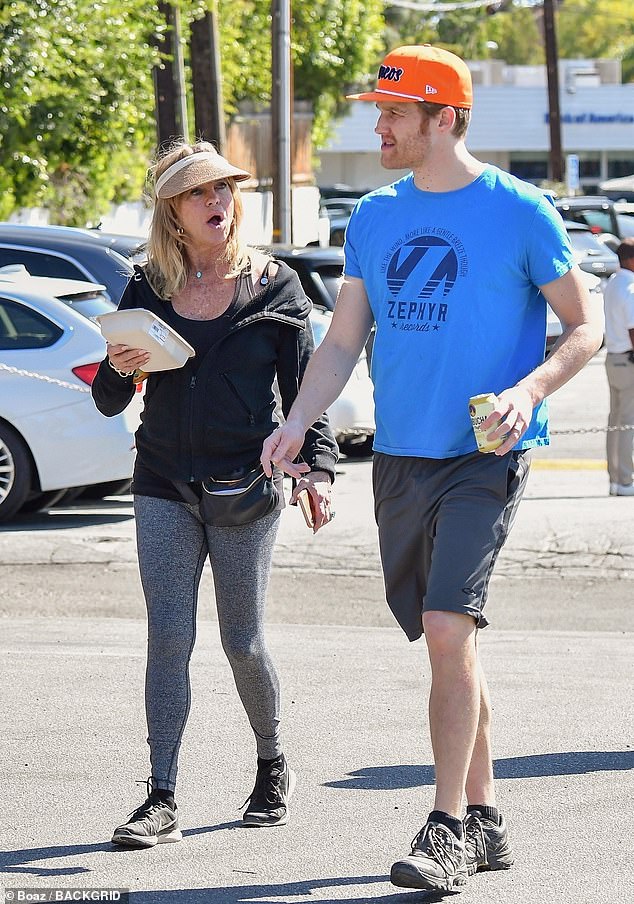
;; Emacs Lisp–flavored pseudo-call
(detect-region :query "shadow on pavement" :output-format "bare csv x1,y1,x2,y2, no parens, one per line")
126,876,434,904
325,750,634,789
0,823,242,877
0,506,134,533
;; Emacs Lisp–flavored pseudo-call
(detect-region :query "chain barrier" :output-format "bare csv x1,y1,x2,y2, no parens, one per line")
0,361,90,394
1,361,633,433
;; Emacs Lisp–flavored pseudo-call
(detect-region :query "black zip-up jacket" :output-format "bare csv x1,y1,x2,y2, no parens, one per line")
92,262,338,485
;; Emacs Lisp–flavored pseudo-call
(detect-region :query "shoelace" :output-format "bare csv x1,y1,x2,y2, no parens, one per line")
242,764,285,809
463,813,486,859
126,778,171,822
411,823,462,878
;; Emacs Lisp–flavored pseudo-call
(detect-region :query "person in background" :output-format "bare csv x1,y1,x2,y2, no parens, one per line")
261,45,603,893
603,237,634,496
92,140,337,848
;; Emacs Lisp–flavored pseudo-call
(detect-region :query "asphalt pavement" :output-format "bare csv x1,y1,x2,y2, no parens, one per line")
1,350,633,904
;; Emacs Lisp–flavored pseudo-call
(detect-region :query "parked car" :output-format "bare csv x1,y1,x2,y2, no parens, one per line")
555,196,621,241
564,221,619,287
0,270,142,521
0,223,141,305
264,245,344,312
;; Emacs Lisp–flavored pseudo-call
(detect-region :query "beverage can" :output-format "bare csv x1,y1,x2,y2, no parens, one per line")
468,393,503,453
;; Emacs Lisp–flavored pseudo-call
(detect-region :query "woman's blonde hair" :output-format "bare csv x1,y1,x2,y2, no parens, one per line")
145,139,250,299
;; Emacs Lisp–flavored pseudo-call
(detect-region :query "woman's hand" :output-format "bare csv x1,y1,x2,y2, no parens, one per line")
107,342,151,376
290,470,334,533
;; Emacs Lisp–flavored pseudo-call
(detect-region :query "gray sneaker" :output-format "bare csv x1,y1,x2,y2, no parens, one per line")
390,821,468,892
464,811,514,875
112,787,182,848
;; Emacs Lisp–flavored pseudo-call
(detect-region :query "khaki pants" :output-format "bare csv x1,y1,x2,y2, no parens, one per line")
605,352,634,486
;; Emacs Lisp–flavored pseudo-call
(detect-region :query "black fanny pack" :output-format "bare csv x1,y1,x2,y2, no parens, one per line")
174,464,280,527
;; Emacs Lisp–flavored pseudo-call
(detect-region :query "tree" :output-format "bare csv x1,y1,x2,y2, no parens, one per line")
214,0,385,148
556,0,634,79
0,0,162,224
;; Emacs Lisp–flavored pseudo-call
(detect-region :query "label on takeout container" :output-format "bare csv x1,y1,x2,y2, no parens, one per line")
148,320,169,346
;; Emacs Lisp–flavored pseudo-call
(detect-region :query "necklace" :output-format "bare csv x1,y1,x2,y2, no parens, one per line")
195,270,203,280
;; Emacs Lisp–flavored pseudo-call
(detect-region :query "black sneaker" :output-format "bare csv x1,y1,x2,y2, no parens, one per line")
464,811,514,875
112,784,182,848
242,755,296,827
390,821,468,892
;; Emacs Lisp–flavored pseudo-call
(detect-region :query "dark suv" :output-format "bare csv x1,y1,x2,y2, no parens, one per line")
0,224,145,305
555,196,622,248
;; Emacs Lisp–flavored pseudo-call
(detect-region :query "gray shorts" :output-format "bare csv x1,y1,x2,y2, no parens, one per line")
373,450,531,642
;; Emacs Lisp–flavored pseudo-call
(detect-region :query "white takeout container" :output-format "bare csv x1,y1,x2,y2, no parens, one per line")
96,309,195,372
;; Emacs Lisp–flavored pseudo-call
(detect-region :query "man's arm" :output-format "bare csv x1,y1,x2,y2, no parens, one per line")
484,266,604,455
261,276,374,477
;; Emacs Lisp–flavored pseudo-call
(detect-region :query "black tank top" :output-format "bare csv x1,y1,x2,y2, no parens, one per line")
132,263,268,500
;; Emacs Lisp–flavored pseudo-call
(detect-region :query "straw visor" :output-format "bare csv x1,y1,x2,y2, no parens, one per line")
347,45,473,109
155,151,252,200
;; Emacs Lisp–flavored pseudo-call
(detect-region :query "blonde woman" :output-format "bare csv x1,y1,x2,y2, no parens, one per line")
92,140,337,847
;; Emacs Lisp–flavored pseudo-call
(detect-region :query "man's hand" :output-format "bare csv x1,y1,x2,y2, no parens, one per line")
481,386,534,456
261,421,310,478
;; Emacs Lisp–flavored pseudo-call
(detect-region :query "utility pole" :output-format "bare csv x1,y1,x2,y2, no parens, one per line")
191,8,226,152
153,2,188,147
543,0,563,183
271,0,292,244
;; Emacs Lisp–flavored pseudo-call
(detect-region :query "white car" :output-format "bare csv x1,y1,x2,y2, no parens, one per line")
0,268,142,521
309,307,375,457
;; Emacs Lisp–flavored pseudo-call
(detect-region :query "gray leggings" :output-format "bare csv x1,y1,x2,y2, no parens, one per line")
134,495,282,792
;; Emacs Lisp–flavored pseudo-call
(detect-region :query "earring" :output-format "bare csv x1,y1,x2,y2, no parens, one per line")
177,226,184,235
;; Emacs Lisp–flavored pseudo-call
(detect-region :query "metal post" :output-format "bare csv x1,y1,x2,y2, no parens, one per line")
543,0,563,183
271,0,292,244
191,9,226,152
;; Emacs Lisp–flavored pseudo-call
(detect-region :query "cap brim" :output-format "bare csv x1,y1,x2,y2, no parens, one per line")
156,157,252,199
346,90,420,103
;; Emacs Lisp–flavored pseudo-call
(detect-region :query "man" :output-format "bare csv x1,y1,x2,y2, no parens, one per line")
262,45,603,893
603,237,634,496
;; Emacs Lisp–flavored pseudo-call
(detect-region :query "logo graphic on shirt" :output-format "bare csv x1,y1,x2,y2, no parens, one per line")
380,228,468,334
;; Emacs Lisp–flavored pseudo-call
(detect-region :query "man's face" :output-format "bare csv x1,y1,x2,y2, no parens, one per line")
374,102,431,170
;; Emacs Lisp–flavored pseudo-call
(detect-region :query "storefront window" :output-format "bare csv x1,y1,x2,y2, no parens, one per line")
509,157,548,182
607,158,634,179
579,158,600,178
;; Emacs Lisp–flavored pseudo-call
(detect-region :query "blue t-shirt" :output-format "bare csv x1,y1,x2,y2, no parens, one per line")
344,166,574,458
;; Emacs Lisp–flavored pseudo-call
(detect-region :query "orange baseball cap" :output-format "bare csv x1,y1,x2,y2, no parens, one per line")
347,45,473,109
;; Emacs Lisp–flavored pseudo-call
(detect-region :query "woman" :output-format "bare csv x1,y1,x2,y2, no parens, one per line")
92,140,337,848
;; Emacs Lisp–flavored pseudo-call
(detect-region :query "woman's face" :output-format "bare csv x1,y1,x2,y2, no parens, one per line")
176,178,235,249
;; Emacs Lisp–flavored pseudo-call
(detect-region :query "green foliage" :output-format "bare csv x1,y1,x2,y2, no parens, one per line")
556,0,634,77
215,0,384,149
0,0,161,224
382,0,634,74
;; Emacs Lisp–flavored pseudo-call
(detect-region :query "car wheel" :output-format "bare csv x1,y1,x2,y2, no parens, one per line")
20,489,68,514
338,434,374,458
0,423,32,522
